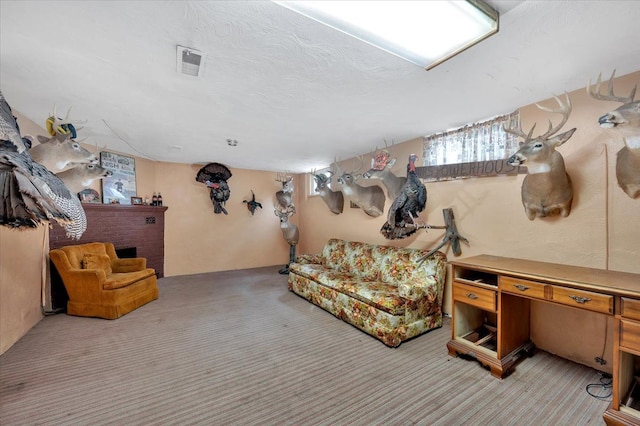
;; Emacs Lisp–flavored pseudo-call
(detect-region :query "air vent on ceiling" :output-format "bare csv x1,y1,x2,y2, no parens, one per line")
176,45,205,77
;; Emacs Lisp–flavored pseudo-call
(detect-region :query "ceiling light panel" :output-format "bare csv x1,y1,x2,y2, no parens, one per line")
273,0,498,70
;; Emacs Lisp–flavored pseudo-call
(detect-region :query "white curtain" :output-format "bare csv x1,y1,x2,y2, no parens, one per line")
423,110,520,166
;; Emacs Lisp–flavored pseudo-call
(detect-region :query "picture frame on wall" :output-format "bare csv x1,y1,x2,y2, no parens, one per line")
100,152,137,204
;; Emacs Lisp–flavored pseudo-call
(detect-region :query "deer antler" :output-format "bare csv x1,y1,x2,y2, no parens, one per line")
503,93,572,142
351,155,365,175
535,92,572,140
587,70,637,104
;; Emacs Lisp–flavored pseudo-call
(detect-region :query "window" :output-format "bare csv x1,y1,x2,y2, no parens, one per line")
421,110,522,181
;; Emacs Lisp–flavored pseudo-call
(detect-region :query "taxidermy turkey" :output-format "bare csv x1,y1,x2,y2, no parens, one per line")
380,153,426,240
0,91,86,239
195,162,232,215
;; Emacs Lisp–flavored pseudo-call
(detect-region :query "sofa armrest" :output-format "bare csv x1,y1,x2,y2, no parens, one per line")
58,269,107,301
398,276,438,301
112,257,146,273
295,254,323,265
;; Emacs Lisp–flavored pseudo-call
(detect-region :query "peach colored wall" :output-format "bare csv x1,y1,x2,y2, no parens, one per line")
155,162,297,276
0,112,49,354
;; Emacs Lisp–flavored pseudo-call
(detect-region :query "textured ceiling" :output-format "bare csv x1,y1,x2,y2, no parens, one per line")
1,1,639,173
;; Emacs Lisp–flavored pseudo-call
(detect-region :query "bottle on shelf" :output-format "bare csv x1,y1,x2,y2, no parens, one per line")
152,192,158,206
158,193,163,206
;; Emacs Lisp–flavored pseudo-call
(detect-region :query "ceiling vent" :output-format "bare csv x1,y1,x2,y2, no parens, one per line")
176,45,205,77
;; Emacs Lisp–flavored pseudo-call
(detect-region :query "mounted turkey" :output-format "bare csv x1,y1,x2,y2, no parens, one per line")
0,91,86,239
195,162,232,215
380,154,426,240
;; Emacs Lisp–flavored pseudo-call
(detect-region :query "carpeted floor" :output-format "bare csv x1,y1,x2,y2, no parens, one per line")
0,266,611,425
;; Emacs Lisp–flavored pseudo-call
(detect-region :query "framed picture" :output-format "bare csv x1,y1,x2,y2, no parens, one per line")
100,152,137,204
78,188,101,204
131,196,143,205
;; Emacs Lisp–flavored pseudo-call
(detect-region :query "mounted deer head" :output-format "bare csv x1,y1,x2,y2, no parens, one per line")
310,165,344,214
55,163,113,194
275,172,295,211
30,133,100,172
336,155,385,217
362,141,407,200
503,93,576,220
587,70,640,199
274,205,299,246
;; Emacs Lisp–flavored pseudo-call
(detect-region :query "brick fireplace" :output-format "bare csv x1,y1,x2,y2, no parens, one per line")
49,204,168,277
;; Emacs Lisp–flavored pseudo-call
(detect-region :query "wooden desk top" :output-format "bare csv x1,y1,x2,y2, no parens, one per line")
450,255,640,298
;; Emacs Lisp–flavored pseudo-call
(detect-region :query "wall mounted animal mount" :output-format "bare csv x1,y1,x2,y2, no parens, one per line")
195,162,232,215
274,205,299,246
309,166,344,214
381,154,427,239
503,93,576,220
30,133,99,172
275,172,295,211
587,70,640,199
362,142,407,200
56,163,113,194
242,190,262,216
335,156,385,218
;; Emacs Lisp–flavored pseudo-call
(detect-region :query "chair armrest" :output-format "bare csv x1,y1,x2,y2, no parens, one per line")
56,269,107,302
295,254,323,265
112,257,146,273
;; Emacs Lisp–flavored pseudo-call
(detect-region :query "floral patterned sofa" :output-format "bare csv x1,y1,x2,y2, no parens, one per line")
287,238,447,347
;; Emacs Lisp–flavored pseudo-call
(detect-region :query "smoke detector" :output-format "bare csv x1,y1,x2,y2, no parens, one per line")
176,45,205,77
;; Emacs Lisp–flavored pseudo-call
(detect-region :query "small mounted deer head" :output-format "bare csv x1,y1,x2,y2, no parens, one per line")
310,165,344,214
587,70,640,199
30,133,100,172
336,155,385,217
275,171,295,210
274,205,299,246
503,93,576,220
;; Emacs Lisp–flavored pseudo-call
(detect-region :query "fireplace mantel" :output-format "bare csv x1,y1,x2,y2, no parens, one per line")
49,203,168,277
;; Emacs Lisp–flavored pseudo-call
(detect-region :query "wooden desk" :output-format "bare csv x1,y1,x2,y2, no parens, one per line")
447,255,640,425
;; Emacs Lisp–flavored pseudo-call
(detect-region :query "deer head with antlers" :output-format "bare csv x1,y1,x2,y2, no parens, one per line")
309,164,344,214
587,70,640,199
503,93,576,220
362,140,407,200
336,155,385,217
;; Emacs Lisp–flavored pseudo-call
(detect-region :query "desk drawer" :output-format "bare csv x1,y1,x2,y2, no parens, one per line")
620,319,640,353
500,276,547,300
551,286,613,314
622,298,640,321
453,282,496,312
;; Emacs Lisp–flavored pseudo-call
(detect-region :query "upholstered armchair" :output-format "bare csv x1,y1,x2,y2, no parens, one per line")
49,242,158,319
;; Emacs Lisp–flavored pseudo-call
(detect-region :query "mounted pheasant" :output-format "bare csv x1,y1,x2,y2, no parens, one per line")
381,154,427,240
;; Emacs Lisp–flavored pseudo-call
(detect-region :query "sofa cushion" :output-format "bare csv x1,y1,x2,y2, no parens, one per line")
104,269,156,290
334,280,405,315
82,253,112,276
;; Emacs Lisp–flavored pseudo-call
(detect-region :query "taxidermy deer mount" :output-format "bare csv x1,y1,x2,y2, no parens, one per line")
587,70,640,199
274,205,299,275
309,165,344,215
275,172,295,212
335,155,385,217
362,141,407,200
503,93,576,220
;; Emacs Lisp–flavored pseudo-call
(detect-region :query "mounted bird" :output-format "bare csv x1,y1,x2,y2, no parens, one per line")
380,153,427,240
242,190,262,216
0,91,86,239
195,162,233,215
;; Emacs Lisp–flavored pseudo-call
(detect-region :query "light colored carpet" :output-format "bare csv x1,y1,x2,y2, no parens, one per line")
0,266,610,425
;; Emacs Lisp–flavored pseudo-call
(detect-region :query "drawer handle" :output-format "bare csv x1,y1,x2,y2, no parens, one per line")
466,293,478,300
514,284,529,291
569,295,591,304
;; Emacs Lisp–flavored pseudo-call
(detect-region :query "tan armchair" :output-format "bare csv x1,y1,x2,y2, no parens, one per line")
49,242,158,319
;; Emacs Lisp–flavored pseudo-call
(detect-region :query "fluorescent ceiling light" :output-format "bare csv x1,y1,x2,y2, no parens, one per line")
273,1,498,70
